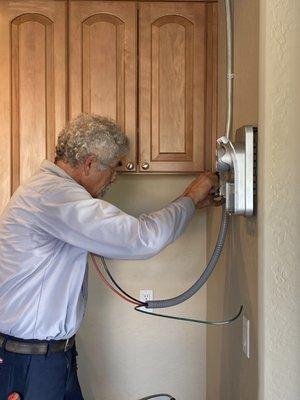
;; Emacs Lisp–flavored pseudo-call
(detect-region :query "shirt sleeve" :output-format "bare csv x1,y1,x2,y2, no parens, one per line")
34,185,195,260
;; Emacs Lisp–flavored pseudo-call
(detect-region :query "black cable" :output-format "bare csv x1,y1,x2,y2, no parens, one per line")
96,255,243,326
137,395,175,400
97,255,146,306
135,305,243,326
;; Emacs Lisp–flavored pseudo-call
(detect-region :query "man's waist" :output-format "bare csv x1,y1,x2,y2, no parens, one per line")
0,332,75,355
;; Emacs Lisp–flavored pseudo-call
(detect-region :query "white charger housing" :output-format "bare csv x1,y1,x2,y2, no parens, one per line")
216,125,257,216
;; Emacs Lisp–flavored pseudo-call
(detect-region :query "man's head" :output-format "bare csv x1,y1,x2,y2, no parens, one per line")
55,113,129,198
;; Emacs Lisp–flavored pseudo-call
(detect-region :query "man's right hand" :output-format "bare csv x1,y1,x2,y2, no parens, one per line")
182,172,219,208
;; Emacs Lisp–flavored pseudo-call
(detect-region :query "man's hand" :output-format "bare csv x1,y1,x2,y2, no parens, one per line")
182,172,218,209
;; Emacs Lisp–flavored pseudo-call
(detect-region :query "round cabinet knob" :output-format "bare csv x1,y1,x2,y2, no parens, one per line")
126,162,134,171
141,162,150,170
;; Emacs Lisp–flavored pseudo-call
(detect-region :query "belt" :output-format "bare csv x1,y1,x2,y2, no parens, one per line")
0,334,75,355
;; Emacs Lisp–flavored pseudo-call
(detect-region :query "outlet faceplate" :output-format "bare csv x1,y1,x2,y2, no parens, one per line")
140,290,153,312
242,316,250,358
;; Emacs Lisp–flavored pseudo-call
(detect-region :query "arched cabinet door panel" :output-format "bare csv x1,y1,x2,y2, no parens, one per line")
0,0,67,211
139,2,217,173
69,1,137,172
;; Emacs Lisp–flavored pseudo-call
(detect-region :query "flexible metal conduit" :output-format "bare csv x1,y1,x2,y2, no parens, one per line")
146,204,229,309
145,0,234,310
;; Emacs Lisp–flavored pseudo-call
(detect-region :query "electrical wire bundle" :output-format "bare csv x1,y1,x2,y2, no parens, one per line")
90,250,242,326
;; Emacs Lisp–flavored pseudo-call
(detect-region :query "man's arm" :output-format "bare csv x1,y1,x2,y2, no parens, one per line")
34,186,195,260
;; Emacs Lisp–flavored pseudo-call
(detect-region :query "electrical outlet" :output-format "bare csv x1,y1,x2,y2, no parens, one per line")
139,290,153,312
242,316,250,358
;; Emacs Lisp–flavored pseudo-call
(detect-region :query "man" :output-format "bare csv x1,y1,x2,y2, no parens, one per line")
0,114,218,400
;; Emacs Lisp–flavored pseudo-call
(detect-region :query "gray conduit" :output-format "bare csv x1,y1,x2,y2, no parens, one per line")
146,204,229,309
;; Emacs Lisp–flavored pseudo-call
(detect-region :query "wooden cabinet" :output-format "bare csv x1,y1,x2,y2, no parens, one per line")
69,1,217,173
139,2,217,173
0,0,67,213
0,0,217,212
69,1,137,171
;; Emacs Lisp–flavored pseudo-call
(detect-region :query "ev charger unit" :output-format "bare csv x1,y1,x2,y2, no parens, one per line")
216,125,257,216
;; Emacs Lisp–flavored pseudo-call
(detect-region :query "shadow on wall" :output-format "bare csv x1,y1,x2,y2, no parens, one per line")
206,204,258,400
221,216,258,398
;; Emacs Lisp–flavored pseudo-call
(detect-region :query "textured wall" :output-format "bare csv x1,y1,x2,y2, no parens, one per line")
77,175,207,400
258,1,300,399
206,1,259,399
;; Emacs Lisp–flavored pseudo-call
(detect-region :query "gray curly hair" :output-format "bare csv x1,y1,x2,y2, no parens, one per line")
55,113,129,168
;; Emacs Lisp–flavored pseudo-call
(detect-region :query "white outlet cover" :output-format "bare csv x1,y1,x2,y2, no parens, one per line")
140,290,153,312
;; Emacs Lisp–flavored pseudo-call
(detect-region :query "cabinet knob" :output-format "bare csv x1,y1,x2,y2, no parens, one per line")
126,161,134,171
141,162,150,170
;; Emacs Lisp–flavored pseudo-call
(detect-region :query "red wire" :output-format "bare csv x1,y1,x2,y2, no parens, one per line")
90,254,141,306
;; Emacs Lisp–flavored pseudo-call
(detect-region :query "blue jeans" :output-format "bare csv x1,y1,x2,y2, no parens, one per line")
0,335,84,400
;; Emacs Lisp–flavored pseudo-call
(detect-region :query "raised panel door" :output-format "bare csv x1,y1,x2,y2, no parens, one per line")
0,0,67,211
69,1,137,172
139,2,217,173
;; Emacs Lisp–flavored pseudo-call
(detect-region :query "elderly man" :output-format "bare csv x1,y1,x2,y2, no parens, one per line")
0,114,217,400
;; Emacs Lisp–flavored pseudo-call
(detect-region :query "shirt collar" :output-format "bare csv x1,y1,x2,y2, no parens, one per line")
40,159,77,183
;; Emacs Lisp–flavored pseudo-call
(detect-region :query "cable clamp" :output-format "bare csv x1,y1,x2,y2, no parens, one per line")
227,73,235,79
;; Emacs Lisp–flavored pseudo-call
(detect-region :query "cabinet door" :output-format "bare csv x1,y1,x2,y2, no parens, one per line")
139,2,217,173
0,0,67,212
69,1,137,172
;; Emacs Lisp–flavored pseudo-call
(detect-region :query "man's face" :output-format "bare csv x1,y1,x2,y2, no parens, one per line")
81,158,122,198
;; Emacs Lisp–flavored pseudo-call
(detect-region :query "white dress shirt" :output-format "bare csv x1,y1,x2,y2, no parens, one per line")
0,160,195,340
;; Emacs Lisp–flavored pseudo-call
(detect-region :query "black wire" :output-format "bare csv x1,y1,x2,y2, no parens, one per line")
137,395,175,400
96,255,146,306
135,305,243,326
95,255,243,326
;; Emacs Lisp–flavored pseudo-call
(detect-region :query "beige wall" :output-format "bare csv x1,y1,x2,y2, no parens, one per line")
258,1,300,399
77,175,208,400
206,1,259,399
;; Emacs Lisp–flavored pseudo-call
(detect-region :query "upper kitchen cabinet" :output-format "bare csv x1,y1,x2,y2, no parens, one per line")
0,0,67,211
69,1,137,172
139,2,217,173
0,0,218,192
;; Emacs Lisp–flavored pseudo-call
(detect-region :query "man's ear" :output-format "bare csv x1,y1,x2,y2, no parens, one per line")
83,155,95,176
